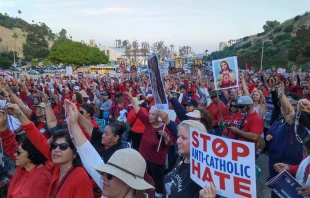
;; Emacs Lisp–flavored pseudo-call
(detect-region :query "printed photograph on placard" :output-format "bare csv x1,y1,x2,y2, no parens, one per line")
117,58,127,72
130,60,138,74
174,58,184,72
212,56,239,90
168,61,177,74
194,59,203,66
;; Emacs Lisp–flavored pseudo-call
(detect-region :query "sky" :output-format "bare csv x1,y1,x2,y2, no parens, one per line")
1,0,310,53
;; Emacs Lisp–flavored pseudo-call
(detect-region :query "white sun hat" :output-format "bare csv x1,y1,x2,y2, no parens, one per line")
91,148,154,190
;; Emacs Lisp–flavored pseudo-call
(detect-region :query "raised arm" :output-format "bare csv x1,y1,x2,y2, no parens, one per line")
40,92,57,129
0,111,18,160
6,103,52,161
2,83,32,118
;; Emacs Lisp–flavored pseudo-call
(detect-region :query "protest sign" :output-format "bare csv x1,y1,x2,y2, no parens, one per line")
277,68,286,74
118,58,127,73
168,61,177,74
147,53,168,110
66,66,73,76
212,56,239,90
55,72,61,79
130,60,138,74
190,129,256,198
78,72,83,79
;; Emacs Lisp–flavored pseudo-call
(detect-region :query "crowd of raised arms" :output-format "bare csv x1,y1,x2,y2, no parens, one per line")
0,65,309,198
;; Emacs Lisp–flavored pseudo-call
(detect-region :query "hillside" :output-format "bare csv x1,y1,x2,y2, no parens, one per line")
207,12,310,69
0,26,54,57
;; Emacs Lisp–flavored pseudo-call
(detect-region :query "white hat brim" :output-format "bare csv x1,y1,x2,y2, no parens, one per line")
91,163,154,190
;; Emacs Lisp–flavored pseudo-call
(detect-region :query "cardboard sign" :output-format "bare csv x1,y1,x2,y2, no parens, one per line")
147,53,168,110
190,129,256,198
212,56,239,90
55,72,61,79
277,68,286,74
78,72,83,79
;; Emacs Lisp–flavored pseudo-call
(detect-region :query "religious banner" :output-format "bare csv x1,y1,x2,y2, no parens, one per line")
174,58,184,72
194,59,203,66
212,56,239,90
117,58,127,73
168,61,177,74
190,129,256,198
147,53,168,110
130,60,138,74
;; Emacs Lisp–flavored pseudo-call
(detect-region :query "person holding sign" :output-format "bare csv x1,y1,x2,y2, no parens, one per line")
164,120,215,198
126,91,175,198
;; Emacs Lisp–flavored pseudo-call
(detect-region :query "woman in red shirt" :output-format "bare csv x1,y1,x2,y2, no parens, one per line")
72,92,84,110
127,92,174,197
0,111,52,198
7,103,93,198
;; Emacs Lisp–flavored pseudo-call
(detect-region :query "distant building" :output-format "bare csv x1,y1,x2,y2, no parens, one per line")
219,42,228,51
99,46,125,62
90,39,95,47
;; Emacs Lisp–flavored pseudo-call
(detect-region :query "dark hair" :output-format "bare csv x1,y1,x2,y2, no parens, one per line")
303,135,310,150
74,92,84,105
106,123,124,143
115,92,124,100
51,129,82,167
196,108,213,130
219,61,233,74
20,136,47,165
81,103,95,117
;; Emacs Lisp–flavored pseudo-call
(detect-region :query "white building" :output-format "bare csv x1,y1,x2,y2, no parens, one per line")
219,42,228,51
99,46,125,62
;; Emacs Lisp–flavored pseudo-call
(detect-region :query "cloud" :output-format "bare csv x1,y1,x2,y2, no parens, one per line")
0,1,16,7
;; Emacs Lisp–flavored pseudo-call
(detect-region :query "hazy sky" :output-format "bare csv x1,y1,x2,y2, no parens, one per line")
1,0,310,53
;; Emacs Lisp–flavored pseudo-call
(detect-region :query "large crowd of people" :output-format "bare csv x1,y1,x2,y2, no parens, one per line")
0,65,309,198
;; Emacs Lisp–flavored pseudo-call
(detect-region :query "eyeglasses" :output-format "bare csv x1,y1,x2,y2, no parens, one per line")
79,111,84,115
230,105,237,108
51,142,70,151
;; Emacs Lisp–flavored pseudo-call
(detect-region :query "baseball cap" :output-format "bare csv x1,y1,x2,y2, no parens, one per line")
179,84,187,90
185,99,198,108
209,90,221,98
237,96,253,105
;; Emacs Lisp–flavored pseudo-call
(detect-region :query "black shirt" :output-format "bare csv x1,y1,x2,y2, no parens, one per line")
164,157,201,198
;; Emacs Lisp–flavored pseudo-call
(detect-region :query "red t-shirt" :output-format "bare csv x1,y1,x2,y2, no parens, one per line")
206,102,228,127
127,108,148,133
228,111,264,145
287,84,303,96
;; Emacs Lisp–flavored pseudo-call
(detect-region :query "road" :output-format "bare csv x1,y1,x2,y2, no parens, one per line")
257,153,271,198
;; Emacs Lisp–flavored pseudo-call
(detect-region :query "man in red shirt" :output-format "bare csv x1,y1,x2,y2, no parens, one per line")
227,96,264,148
206,90,228,136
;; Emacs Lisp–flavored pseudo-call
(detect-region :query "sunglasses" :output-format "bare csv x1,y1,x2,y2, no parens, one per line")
51,142,70,151
237,105,246,109
230,105,237,108
79,111,84,115
102,173,113,180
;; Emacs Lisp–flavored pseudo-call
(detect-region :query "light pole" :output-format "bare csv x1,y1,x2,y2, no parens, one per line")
260,40,271,70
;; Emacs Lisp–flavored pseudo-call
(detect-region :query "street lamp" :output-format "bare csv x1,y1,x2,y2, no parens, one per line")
260,40,272,70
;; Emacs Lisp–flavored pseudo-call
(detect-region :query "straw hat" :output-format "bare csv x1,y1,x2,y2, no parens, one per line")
186,109,201,119
91,148,154,190
128,97,145,106
79,90,89,98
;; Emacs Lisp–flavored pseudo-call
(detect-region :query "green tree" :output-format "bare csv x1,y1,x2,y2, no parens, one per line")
131,40,139,61
0,53,12,68
48,40,108,69
121,40,130,49
59,29,67,39
263,20,280,32
12,32,18,63
31,59,39,66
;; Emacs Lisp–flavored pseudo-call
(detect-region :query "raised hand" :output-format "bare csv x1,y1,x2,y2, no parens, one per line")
199,182,216,198
6,103,23,118
0,110,7,131
159,111,170,124
64,99,79,125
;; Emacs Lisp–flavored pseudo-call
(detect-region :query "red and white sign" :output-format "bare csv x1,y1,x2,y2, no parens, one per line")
190,129,256,198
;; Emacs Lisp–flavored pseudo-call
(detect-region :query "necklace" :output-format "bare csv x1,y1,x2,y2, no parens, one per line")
170,158,190,185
